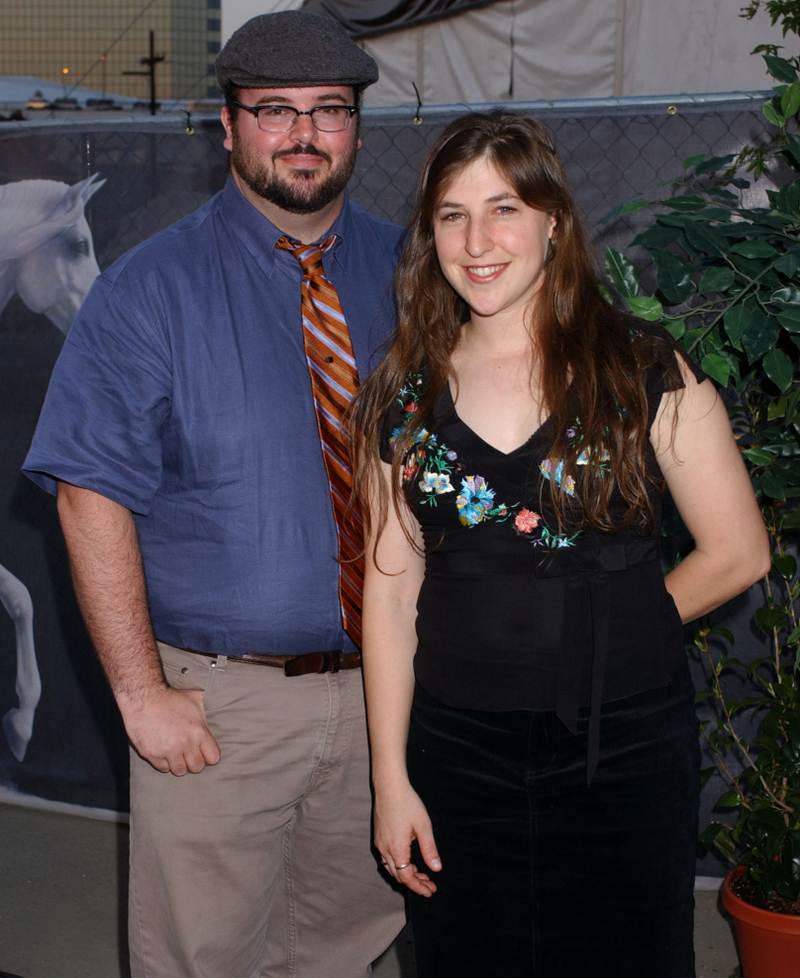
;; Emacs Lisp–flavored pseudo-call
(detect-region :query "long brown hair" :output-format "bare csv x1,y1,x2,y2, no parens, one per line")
351,111,679,551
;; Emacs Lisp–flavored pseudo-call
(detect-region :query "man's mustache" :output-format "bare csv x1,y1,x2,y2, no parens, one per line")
273,144,332,164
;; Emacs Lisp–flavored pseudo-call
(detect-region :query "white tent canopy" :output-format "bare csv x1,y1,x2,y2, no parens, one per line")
223,0,792,107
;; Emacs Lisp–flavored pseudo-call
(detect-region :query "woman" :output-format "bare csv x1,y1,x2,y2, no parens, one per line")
352,112,768,978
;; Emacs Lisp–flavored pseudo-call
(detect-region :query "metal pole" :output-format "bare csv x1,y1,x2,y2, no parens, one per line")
148,30,156,116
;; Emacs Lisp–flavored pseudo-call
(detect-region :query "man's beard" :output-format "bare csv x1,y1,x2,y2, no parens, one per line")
231,133,358,215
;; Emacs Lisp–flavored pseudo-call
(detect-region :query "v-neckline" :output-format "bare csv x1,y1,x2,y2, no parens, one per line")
442,382,552,458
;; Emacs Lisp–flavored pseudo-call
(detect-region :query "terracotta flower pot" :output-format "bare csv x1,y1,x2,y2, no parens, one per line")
721,869,800,978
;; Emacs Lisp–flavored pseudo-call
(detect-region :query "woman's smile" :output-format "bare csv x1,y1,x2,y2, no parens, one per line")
462,262,509,282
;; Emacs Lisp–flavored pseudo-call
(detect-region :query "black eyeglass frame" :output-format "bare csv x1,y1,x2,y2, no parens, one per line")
230,101,358,133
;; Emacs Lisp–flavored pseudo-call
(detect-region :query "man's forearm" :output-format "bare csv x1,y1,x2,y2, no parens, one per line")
56,480,164,698
56,480,220,775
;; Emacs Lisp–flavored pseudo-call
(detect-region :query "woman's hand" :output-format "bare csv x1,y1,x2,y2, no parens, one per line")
375,781,442,897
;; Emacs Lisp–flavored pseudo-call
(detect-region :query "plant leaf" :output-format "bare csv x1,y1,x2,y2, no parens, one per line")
699,266,735,295
777,308,800,332
784,133,800,166
765,54,798,84
769,285,800,306
774,251,800,277
652,249,694,304
741,315,780,364
724,304,751,347
684,222,730,259
694,154,736,176
755,607,784,634
698,766,717,790
763,99,786,128
632,225,681,248
763,348,794,391
781,80,800,118
742,447,776,466
663,318,685,340
761,472,787,500
718,790,743,809
626,296,664,320
605,247,640,299
710,626,735,645
682,153,706,170
730,240,778,259
699,822,726,851
768,397,787,420
664,195,707,212
700,353,731,387
772,553,797,580
597,196,650,225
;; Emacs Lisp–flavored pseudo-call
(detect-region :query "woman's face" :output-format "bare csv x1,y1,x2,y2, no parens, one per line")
432,157,556,326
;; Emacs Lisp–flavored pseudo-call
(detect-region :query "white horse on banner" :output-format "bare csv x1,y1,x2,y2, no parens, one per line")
0,174,104,761
1,567,40,762
0,173,105,334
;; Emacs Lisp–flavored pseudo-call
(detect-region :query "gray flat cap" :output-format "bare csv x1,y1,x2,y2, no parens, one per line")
216,11,378,91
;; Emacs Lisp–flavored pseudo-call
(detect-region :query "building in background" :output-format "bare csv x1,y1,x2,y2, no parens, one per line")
3,0,221,103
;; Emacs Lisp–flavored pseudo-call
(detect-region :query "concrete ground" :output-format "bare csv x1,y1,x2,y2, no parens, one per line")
0,802,740,978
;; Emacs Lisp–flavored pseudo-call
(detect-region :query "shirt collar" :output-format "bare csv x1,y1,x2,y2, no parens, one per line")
219,175,353,278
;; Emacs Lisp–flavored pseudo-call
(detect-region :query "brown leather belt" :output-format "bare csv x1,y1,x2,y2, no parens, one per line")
176,646,361,677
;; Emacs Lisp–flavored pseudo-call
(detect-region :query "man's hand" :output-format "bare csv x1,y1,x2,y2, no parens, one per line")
117,685,221,776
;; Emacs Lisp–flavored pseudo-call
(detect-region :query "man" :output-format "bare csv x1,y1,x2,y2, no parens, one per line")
23,11,405,978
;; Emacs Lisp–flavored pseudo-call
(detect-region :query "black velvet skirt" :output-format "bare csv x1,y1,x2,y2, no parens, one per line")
406,668,700,978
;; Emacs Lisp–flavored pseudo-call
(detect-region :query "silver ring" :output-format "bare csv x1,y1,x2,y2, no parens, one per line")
395,862,411,871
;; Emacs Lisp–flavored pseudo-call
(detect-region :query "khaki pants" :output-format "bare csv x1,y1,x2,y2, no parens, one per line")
128,643,405,978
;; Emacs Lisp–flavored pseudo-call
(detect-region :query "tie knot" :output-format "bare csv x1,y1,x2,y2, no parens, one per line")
276,234,337,278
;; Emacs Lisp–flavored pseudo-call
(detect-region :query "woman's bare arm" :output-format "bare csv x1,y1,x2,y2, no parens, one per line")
651,364,771,623
362,461,440,896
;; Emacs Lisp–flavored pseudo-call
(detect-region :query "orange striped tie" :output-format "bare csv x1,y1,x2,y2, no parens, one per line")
276,234,363,647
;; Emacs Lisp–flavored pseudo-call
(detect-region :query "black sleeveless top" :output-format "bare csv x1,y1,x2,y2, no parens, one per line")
379,322,705,779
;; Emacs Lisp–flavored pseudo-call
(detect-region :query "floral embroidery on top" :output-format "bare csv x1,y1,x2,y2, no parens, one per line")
455,475,514,527
514,508,541,533
388,372,581,547
539,458,577,497
512,506,581,548
391,375,514,520
421,471,454,495
540,420,611,497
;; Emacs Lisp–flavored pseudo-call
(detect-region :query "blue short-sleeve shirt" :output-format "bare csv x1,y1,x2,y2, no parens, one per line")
23,177,402,655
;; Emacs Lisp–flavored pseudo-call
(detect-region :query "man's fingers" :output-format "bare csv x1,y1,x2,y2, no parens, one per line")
200,733,221,766
183,749,208,774
166,755,188,776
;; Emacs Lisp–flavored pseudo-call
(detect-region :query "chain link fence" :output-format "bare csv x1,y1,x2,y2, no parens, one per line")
0,93,778,826
0,91,775,269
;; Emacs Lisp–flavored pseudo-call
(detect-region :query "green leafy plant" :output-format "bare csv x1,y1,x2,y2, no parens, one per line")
742,1,800,52
603,54,800,911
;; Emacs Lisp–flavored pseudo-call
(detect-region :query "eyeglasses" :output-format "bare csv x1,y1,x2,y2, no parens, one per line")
231,101,358,133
